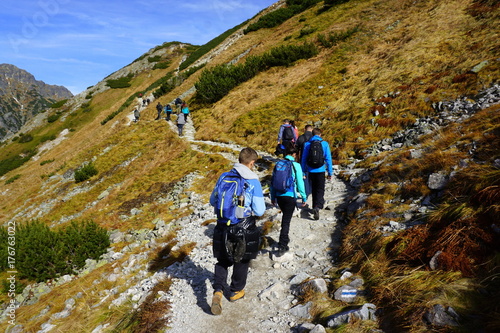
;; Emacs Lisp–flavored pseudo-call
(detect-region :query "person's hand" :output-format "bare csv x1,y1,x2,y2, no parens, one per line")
327,175,332,181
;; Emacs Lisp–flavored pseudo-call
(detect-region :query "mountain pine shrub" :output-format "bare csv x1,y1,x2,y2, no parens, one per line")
74,162,98,183
1,220,109,282
106,74,133,89
195,43,318,103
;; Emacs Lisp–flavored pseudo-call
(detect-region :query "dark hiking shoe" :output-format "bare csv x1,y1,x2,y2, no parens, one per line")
275,244,289,257
229,290,245,302
211,291,223,315
313,208,320,220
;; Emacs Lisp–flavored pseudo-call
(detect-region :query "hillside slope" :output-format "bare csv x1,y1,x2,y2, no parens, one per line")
0,0,499,332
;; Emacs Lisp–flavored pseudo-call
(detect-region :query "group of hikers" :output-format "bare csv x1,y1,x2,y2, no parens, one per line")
209,119,333,316
133,96,190,136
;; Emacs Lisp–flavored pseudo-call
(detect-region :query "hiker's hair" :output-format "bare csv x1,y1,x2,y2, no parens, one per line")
312,128,322,136
283,119,290,123
305,124,313,131
284,141,297,155
239,147,258,164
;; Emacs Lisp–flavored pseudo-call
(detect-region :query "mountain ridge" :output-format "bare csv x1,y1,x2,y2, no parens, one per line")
0,63,73,140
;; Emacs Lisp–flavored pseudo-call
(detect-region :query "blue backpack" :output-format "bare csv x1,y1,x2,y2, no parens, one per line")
272,160,295,193
215,170,247,225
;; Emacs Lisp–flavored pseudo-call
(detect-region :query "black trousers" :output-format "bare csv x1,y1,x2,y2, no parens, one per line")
276,196,295,248
309,172,326,209
213,258,250,293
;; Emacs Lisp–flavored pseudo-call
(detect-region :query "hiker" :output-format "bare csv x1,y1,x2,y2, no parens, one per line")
164,103,172,121
270,141,307,257
209,147,265,315
300,128,333,220
176,112,186,136
277,119,297,147
174,97,183,112
133,108,140,122
295,124,314,196
181,102,190,119
155,102,163,120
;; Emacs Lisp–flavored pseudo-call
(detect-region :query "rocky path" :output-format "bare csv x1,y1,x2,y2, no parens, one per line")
161,115,349,332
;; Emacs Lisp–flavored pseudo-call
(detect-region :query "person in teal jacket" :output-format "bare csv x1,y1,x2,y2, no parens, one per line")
209,147,265,315
271,142,307,256
301,128,333,220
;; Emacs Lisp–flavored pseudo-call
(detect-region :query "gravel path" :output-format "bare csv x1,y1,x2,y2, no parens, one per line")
162,116,348,332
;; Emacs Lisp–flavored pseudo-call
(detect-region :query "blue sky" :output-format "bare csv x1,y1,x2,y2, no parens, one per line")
0,0,277,95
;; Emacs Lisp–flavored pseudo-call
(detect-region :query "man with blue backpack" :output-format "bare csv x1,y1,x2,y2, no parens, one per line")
209,147,265,315
270,142,307,257
301,128,333,220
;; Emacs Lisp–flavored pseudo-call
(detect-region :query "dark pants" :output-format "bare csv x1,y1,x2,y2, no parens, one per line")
303,172,311,198
276,196,295,248
309,172,326,209
213,257,250,293
177,124,184,136
166,111,172,121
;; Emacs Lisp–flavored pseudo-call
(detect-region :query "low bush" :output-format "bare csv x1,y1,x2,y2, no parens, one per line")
50,99,68,108
195,42,318,103
74,162,98,183
47,114,61,123
5,174,20,185
106,74,133,89
1,220,109,282
0,149,36,177
18,134,33,143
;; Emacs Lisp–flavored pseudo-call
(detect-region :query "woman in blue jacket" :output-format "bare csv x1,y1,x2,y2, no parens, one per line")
271,142,307,256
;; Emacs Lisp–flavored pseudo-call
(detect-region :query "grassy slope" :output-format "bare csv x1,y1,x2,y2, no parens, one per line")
0,0,498,331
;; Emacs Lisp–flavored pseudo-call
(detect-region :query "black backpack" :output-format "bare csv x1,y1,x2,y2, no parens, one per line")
307,140,325,168
283,126,294,141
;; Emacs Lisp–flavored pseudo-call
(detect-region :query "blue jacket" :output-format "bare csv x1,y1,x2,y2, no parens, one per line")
270,155,307,201
210,163,266,220
301,135,333,176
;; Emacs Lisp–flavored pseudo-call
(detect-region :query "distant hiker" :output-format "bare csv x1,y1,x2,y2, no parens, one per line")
176,113,186,136
300,128,333,220
164,104,172,121
181,103,190,119
155,102,163,120
296,124,313,196
174,97,183,112
133,108,140,122
270,141,306,257
142,99,147,106
146,98,151,105
209,147,265,315
277,119,297,147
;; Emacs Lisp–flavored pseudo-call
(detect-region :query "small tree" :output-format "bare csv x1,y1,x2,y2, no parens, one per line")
74,162,98,183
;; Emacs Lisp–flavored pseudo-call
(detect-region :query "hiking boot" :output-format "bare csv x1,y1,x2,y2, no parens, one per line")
211,291,223,315
229,290,245,302
313,207,320,220
275,245,289,257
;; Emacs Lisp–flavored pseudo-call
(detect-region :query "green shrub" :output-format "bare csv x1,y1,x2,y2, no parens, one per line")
40,159,55,166
1,220,109,282
153,61,171,70
106,74,133,89
18,134,33,143
297,25,316,38
85,92,93,99
317,25,360,47
50,99,68,108
0,149,36,177
0,227,7,272
5,174,20,185
58,220,110,271
244,0,320,34
40,134,57,143
148,55,162,63
47,114,61,123
16,221,64,281
74,162,98,183
195,43,317,103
